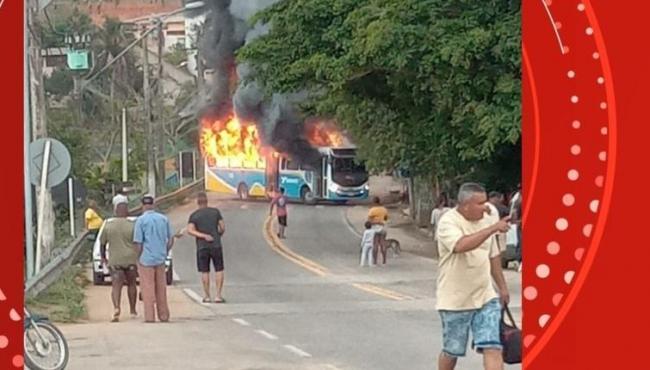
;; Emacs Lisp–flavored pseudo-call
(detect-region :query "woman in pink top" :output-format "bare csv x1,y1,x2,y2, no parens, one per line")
269,187,288,239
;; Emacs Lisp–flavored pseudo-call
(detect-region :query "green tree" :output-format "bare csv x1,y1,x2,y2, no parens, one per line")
238,0,521,190
41,10,149,203
44,69,74,98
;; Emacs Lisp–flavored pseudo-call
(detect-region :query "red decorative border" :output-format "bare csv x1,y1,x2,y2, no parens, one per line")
524,1,649,369
1,0,26,367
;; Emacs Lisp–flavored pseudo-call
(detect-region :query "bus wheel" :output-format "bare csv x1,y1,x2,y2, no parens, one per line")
301,186,316,205
237,183,249,200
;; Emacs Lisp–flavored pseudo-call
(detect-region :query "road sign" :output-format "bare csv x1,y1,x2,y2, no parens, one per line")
67,50,90,70
29,138,71,188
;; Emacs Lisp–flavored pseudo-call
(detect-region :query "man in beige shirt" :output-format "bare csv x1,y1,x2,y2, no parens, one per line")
100,202,138,322
435,183,511,370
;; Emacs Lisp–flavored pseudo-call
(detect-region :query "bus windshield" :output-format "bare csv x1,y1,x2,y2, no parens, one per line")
333,157,365,173
331,157,368,187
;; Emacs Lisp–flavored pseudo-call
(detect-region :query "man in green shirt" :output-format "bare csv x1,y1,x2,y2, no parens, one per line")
100,202,139,322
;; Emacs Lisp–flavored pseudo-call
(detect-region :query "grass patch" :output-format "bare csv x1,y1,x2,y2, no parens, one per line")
26,265,89,323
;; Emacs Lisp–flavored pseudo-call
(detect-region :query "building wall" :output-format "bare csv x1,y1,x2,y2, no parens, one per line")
184,15,205,77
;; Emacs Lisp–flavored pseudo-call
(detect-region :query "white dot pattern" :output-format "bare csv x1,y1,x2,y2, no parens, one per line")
562,194,575,206
564,271,575,284
539,314,551,328
547,241,561,255
524,286,538,301
536,264,551,278
528,0,610,351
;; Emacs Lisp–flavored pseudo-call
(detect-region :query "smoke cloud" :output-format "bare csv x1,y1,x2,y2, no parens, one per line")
196,0,321,165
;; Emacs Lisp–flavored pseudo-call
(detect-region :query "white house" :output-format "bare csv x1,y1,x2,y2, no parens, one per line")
184,14,205,77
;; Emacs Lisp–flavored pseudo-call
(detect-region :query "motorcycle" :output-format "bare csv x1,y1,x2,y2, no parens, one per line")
23,308,69,370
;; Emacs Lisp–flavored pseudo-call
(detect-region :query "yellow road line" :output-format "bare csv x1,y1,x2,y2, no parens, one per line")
262,216,414,301
350,283,414,301
263,217,328,276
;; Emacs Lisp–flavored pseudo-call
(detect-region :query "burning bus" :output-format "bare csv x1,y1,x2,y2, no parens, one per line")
200,116,370,203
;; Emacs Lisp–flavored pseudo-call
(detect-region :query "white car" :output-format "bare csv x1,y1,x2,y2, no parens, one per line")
92,217,174,286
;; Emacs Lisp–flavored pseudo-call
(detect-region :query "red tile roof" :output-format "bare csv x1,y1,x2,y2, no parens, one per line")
82,0,183,25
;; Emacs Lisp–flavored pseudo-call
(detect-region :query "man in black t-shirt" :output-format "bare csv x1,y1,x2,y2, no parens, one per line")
187,192,226,303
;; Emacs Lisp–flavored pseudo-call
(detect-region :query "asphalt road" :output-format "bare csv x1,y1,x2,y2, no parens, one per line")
166,194,522,370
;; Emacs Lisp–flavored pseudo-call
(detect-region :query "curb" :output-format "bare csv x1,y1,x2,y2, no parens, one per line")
342,207,363,238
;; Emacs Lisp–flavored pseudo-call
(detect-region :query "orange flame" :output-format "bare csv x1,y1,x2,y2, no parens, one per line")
305,119,346,148
200,116,266,169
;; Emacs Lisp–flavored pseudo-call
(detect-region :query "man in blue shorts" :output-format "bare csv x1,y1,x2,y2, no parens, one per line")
435,183,511,370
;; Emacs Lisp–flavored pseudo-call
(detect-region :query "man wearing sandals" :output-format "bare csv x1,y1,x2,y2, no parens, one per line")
100,202,138,322
187,192,227,303
435,183,511,370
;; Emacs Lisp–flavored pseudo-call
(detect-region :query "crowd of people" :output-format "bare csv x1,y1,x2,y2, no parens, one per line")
87,187,228,323
88,180,521,369
429,185,522,271
357,182,521,370
95,194,178,322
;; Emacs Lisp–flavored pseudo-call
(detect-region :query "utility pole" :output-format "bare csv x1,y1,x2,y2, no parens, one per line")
143,35,155,197
24,0,35,279
155,19,165,193
196,27,204,91
27,0,56,271
122,108,128,182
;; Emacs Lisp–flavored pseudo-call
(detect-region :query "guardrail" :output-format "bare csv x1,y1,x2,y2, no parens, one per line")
127,178,203,215
25,231,90,298
25,178,204,298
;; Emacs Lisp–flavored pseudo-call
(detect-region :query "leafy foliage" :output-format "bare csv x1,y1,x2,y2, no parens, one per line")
44,69,74,98
164,42,188,67
40,9,149,201
238,0,521,186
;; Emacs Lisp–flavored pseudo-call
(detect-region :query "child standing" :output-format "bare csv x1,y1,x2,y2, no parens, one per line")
359,221,376,267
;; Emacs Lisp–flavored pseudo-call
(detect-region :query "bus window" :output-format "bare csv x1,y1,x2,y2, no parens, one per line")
286,159,299,170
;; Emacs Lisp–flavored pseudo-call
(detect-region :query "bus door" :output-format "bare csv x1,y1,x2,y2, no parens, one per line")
265,154,279,194
322,155,329,198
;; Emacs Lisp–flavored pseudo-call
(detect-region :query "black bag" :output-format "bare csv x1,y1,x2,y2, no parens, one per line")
501,304,522,364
